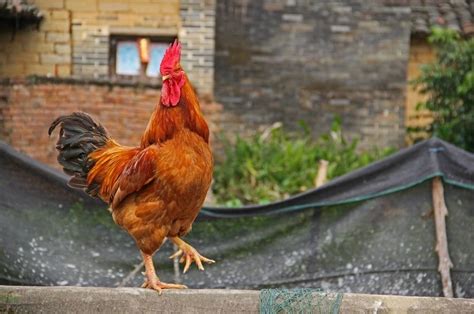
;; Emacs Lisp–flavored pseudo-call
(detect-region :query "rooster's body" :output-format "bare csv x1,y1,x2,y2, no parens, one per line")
49,41,214,292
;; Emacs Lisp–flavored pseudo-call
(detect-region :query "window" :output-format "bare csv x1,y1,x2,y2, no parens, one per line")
146,43,168,77
115,41,140,76
110,35,174,81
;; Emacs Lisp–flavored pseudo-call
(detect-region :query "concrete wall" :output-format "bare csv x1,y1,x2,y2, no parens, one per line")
215,0,412,149
1,286,473,313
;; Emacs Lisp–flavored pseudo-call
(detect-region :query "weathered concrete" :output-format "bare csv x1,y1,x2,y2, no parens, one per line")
1,286,473,313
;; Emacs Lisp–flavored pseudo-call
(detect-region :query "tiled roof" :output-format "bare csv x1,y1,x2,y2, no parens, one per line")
410,0,474,36
0,0,43,21
1,0,473,37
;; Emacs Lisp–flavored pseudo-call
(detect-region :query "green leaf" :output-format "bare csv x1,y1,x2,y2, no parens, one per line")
408,27,474,152
213,118,394,205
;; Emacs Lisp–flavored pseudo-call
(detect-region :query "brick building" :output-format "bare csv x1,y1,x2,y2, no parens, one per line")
0,0,219,167
215,0,474,148
0,0,473,167
216,1,412,148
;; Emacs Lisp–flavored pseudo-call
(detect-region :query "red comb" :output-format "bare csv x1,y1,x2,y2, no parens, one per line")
160,39,181,76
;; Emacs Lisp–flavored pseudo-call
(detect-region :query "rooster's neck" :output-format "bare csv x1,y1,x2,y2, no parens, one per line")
140,79,209,147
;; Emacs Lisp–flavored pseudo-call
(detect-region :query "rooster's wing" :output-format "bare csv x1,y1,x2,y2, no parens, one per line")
110,145,160,208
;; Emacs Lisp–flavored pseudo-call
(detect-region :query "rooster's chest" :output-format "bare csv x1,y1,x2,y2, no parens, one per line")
154,135,213,209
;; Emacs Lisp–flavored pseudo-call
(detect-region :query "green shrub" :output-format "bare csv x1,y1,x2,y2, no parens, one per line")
412,27,474,151
213,118,394,206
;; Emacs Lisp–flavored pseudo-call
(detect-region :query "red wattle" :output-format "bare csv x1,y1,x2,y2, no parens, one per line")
160,81,180,107
160,72,186,107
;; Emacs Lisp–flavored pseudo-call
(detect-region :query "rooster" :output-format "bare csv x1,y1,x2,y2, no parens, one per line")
48,40,214,293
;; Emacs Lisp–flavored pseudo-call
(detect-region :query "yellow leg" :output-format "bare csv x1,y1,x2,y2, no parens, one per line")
169,237,215,273
140,251,187,294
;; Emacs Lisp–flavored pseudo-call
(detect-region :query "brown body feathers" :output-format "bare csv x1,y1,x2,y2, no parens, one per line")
49,78,213,255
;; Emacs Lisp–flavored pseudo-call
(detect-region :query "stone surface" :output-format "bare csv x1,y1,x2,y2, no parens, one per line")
0,286,473,313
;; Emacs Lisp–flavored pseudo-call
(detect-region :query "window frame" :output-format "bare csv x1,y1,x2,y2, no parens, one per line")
109,34,175,84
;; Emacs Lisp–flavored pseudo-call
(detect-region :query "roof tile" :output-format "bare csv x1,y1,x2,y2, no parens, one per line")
409,0,474,36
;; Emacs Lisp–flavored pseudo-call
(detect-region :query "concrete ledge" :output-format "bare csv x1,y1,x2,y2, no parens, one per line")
1,286,473,313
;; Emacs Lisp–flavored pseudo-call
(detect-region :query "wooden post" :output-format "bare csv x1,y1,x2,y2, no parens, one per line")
432,177,454,297
314,160,329,188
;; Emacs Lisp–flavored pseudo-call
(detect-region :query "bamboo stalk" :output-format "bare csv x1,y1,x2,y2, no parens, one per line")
432,177,453,297
314,160,329,188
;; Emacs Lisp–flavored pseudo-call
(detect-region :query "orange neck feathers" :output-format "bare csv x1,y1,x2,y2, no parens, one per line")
141,77,209,147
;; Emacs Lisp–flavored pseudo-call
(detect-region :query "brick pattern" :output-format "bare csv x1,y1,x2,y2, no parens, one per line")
0,0,72,78
0,79,222,168
69,0,180,78
0,0,216,89
180,0,216,95
215,0,412,149
0,0,219,166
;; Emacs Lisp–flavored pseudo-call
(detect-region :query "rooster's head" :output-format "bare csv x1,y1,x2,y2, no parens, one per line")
159,39,186,107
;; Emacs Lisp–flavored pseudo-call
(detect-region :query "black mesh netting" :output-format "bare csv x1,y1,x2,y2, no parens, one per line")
0,138,473,297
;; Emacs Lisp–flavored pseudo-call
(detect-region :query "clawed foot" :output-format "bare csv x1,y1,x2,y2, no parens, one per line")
169,242,215,273
141,277,187,295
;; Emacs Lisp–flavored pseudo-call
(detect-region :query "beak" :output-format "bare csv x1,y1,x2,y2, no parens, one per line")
162,74,171,82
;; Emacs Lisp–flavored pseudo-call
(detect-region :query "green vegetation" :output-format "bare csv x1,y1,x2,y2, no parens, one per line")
412,27,474,152
213,118,394,206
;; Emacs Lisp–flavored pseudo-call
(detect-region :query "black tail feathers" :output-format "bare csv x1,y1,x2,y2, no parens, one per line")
48,112,109,190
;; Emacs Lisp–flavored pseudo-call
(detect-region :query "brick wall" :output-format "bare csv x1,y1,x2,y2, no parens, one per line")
215,0,412,149
0,78,222,168
67,0,215,95
0,0,216,95
0,0,218,166
0,0,72,77
180,0,216,95
70,0,180,78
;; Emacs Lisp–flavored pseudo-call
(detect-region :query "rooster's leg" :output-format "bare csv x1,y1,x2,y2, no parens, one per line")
168,237,215,273
140,251,187,294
